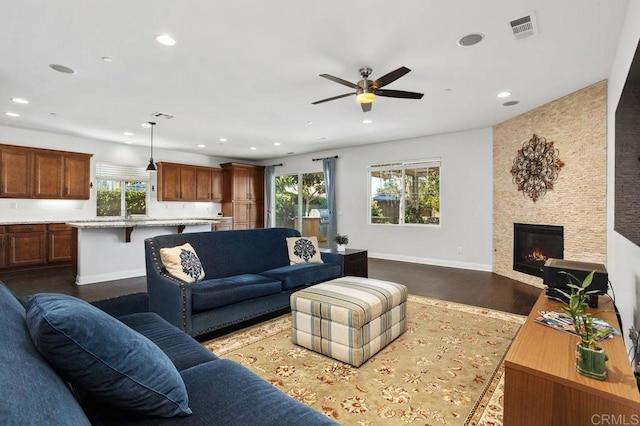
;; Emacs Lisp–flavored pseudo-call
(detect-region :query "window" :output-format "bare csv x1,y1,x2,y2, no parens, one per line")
369,160,440,225
274,172,328,244
96,163,150,217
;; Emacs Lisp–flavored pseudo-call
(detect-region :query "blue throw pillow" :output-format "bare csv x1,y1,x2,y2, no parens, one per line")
25,293,192,418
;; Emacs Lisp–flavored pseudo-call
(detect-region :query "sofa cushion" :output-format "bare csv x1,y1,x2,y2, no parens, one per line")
119,312,218,371
191,274,282,312
0,283,90,425
260,262,342,290
287,236,323,265
160,243,205,283
92,359,338,425
25,293,192,418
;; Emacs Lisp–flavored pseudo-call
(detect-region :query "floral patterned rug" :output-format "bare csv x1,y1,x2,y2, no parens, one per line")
203,295,525,425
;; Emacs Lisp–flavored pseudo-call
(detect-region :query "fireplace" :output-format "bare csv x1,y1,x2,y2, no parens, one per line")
513,223,564,277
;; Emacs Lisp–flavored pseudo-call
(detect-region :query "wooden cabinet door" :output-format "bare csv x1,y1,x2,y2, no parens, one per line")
64,154,90,199
180,166,196,200
211,168,223,202
48,230,72,262
195,167,212,201
158,163,181,201
232,201,251,223
232,166,251,200
33,152,64,198
8,232,46,267
0,147,32,198
0,233,6,269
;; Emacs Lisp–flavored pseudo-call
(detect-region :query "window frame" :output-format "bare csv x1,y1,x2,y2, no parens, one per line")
95,163,151,219
368,159,441,227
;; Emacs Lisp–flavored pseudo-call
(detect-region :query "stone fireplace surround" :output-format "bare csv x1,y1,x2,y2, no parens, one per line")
493,81,607,287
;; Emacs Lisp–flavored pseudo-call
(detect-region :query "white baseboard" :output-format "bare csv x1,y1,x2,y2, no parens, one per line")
368,252,492,273
75,269,146,285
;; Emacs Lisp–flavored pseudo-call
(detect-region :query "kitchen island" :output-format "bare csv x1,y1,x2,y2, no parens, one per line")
67,219,216,285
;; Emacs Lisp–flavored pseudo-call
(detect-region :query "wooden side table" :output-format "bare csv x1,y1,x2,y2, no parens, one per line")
322,248,368,277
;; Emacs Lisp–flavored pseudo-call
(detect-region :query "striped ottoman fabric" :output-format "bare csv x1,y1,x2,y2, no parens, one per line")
290,276,408,367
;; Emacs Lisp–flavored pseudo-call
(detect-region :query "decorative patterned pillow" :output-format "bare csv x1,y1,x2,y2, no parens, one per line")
160,243,205,283
287,236,324,265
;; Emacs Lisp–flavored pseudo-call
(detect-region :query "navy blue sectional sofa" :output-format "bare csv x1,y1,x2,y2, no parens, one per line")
145,228,343,337
0,281,336,425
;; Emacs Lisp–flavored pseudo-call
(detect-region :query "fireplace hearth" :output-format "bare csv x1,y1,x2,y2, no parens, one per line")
513,223,564,277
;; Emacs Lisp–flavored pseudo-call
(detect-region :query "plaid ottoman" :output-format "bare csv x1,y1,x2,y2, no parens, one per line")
290,276,408,367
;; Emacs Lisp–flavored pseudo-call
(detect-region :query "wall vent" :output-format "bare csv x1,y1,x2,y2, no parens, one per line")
509,12,537,40
151,112,174,119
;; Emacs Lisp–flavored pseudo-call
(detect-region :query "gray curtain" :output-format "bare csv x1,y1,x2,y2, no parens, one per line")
264,166,275,228
322,158,337,248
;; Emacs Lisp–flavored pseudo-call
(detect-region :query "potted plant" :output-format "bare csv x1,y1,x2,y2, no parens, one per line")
334,234,349,252
557,271,608,380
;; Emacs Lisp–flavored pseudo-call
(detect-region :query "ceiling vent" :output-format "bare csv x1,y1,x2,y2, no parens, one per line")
151,112,174,119
509,12,537,40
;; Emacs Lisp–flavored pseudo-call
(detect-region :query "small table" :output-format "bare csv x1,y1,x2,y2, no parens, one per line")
321,248,368,277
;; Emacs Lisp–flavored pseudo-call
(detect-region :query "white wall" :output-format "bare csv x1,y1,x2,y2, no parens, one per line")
607,1,640,360
0,125,236,221
266,127,494,271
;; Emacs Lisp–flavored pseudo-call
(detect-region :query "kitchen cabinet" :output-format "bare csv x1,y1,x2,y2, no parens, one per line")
157,162,220,202
47,223,72,262
0,227,6,269
6,224,47,267
211,217,233,231
0,144,91,200
0,146,32,198
221,163,264,229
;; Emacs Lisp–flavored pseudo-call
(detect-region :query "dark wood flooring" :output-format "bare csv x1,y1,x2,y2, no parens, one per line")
0,258,541,316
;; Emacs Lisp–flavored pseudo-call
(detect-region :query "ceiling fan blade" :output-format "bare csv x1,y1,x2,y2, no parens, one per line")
361,102,372,113
375,89,424,99
319,74,359,89
312,93,354,105
373,66,411,88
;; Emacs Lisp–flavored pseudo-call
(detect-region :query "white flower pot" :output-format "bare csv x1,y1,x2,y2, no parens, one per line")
337,244,346,252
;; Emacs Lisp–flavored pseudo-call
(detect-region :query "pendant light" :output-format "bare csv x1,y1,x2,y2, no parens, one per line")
146,122,157,171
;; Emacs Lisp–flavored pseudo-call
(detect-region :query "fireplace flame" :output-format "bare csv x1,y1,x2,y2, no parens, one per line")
525,247,548,262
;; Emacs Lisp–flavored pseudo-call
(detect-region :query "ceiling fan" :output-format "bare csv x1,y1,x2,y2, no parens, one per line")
312,66,424,112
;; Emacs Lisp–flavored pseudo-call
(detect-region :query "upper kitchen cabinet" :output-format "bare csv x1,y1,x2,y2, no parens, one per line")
221,163,264,202
0,144,92,200
0,145,32,198
157,162,221,202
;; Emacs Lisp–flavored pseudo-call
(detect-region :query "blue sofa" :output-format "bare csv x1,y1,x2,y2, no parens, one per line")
0,281,337,425
145,228,342,337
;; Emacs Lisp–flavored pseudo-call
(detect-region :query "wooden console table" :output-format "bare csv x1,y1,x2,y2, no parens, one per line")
504,292,640,425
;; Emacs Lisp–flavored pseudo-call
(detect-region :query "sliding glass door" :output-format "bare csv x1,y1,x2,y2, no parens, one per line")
275,172,328,246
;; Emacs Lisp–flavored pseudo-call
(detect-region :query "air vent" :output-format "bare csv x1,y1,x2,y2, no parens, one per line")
151,112,174,119
509,12,537,40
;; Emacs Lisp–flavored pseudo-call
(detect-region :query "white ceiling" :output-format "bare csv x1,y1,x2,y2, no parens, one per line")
0,1,629,161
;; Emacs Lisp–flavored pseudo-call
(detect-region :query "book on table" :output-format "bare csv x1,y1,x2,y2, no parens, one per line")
534,311,617,341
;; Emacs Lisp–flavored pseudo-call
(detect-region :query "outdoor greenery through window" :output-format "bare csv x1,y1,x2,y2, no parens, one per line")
96,163,150,217
275,172,328,245
369,160,440,225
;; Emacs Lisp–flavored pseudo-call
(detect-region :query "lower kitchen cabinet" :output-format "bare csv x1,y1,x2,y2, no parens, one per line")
0,223,72,269
47,223,72,262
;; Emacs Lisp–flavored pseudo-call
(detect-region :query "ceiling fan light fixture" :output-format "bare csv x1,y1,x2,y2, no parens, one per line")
357,92,376,104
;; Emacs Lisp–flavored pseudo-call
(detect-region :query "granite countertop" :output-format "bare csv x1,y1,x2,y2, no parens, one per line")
0,217,231,226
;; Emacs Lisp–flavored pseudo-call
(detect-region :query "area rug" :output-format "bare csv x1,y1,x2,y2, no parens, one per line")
203,295,525,425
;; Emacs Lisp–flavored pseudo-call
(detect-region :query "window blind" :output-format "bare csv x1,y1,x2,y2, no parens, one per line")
95,163,151,182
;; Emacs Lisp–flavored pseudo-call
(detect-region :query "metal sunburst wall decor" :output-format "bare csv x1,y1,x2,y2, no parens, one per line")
510,133,565,202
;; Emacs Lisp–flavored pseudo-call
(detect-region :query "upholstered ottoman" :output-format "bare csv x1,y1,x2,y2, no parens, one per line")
290,276,408,367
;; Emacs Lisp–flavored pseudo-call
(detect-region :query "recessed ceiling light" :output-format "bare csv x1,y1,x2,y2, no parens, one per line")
123,131,133,136
101,56,113,62
316,136,326,140
362,119,373,124
274,142,281,146
11,97,29,104
141,123,152,128
250,147,257,151
503,100,520,106
219,138,227,142
156,34,176,46
497,91,511,98
307,121,313,125
197,144,205,148
49,64,76,74
125,141,133,145
457,33,484,47
5,112,20,117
